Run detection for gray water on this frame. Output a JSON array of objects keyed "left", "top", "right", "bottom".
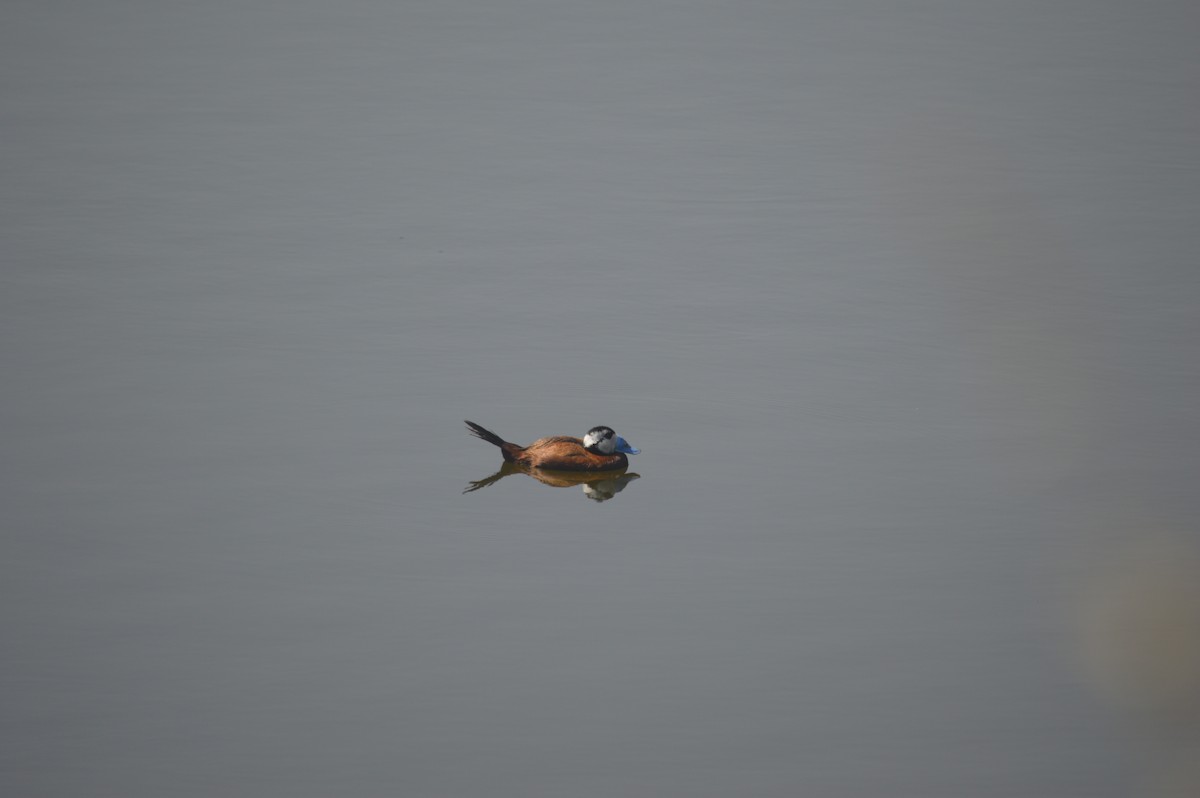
[{"left": 4, "top": 2, "right": 1200, "bottom": 796}]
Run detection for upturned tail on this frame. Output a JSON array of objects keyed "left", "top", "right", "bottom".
[{"left": 464, "top": 420, "right": 521, "bottom": 462}]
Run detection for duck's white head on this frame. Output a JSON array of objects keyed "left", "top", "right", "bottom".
[{"left": 582, "top": 425, "right": 640, "bottom": 455}]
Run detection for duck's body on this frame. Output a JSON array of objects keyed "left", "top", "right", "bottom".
[{"left": 465, "top": 420, "right": 640, "bottom": 472}]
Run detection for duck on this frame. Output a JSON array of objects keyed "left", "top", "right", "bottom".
[{"left": 464, "top": 420, "right": 640, "bottom": 472}]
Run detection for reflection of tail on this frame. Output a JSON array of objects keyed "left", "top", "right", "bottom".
[
  {"left": 463, "top": 462, "right": 523, "bottom": 493},
  {"left": 465, "top": 420, "right": 522, "bottom": 462},
  {"left": 463, "top": 472, "right": 504, "bottom": 493}
]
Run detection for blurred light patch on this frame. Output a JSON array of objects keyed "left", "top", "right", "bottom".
[
  {"left": 1076, "top": 536, "right": 1200, "bottom": 716},
  {"left": 1073, "top": 535, "right": 1200, "bottom": 798}
]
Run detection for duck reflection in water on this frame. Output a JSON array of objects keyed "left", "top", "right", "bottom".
[
  {"left": 463, "top": 461, "right": 641, "bottom": 503},
  {"left": 463, "top": 420, "right": 642, "bottom": 503}
]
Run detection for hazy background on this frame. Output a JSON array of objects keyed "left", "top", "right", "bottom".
[{"left": 4, "top": 1, "right": 1199, "bottom": 796}]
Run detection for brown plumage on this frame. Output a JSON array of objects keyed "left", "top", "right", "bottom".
[{"left": 464, "top": 420, "right": 631, "bottom": 472}]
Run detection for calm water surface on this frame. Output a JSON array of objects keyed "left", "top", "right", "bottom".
[{"left": 4, "top": 2, "right": 1200, "bottom": 796}]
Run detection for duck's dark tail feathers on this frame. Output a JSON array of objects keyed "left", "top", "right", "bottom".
[
  {"left": 464, "top": 420, "right": 506, "bottom": 448},
  {"left": 465, "top": 420, "right": 520, "bottom": 462}
]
